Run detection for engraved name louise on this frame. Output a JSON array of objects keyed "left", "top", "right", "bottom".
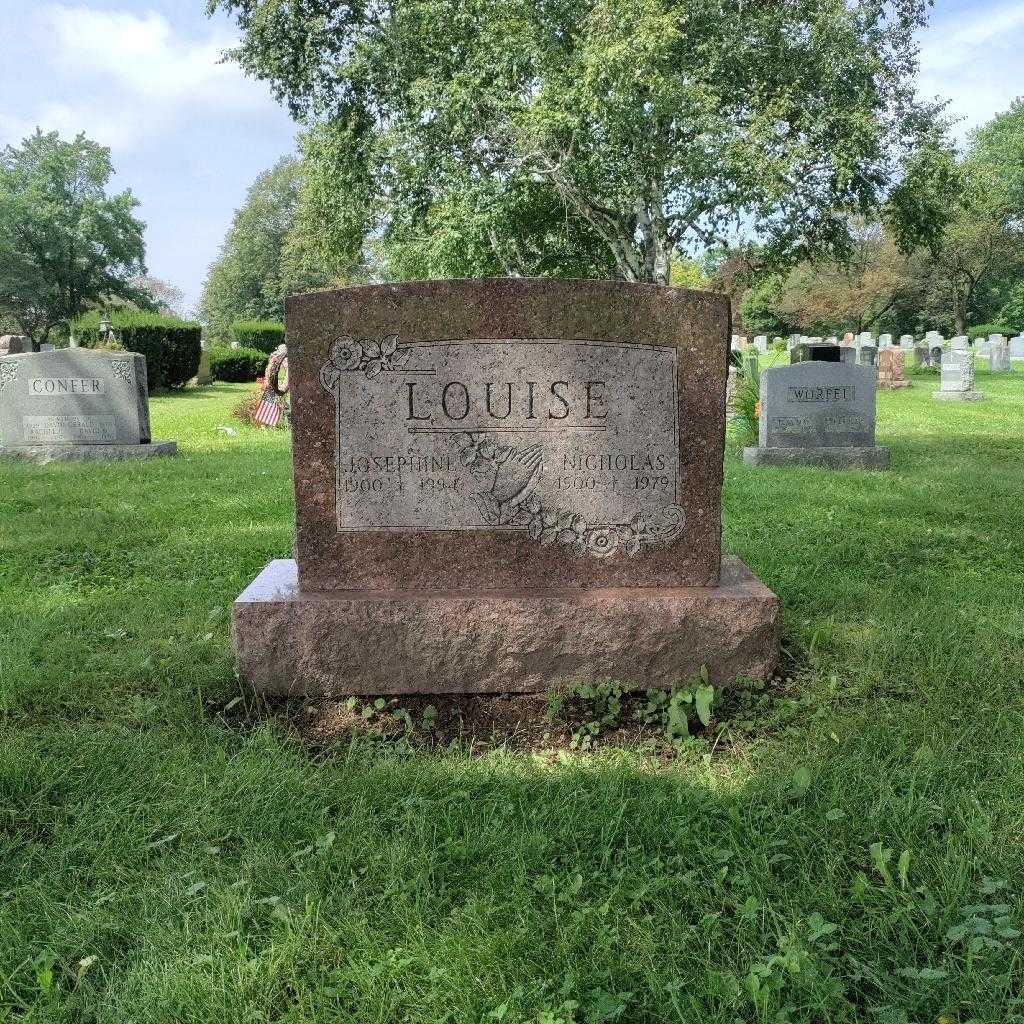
[{"left": 319, "top": 336, "right": 685, "bottom": 558}]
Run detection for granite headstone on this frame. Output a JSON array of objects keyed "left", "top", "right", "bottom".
[
  {"left": 878, "top": 347, "right": 911, "bottom": 390},
  {"left": 0, "top": 348, "right": 176, "bottom": 461},
  {"left": 232, "top": 280, "right": 780, "bottom": 695},
  {"left": 934, "top": 350, "right": 984, "bottom": 401},
  {"left": 743, "top": 361, "right": 889, "bottom": 469}
]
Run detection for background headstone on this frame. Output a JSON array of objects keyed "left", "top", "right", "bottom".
[
  {"left": 744, "top": 361, "right": 889, "bottom": 469},
  {"left": 0, "top": 348, "right": 176, "bottom": 461},
  {"left": 0, "top": 335, "right": 32, "bottom": 355},
  {"left": 878, "top": 348, "right": 911, "bottom": 389},
  {"left": 914, "top": 345, "right": 930, "bottom": 368},
  {"left": 878, "top": 333, "right": 893, "bottom": 348},
  {"left": 196, "top": 343, "right": 212, "bottom": 385},
  {"left": 791, "top": 342, "right": 855, "bottom": 364},
  {"left": 859, "top": 344, "right": 877, "bottom": 367},
  {"left": 990, "top": 344, "right": 1011, "bottom": 372},
  {"left": 899, "top": 335, "right": 914, "bottom": 349},
  {"left": 1010, "top": 334, "right": 1024, "bottom": 360},
  {"left": 930, "top": 345, "right": 943, "bottom": 369},
  {"left": 934, "top": 350, "right": 984, "bottom": 401}
]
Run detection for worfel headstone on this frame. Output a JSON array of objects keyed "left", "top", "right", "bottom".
[
  {"left": 743, "top": 361, "right": 889, "bottom": 470},
  {"left": 232, "top": 280, "right": 780, "bottom": 695},
  {"left": 0, "top": 348, "right": 176, "bottom": 462}
]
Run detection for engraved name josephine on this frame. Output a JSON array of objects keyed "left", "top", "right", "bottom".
[{"left": 319, "top": 337, "right": 685, "bottom": 557}]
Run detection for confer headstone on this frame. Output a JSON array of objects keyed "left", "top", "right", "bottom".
[
  {"left": 232, "top": 280, "right": 780, "bottom": 695},
  {"left": 934, "top": 350, "right": 984, "bottom": 402},
  {"left": 0, "top": 348, "right": 176, "bottom": 462},
  {"left": 743, "top": 361, "right": 889, "bottom": 469}
]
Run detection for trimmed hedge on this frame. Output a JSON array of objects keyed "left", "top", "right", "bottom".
[
  {"left": 230, "top": 320, "right": 285, "bottom": 354},
  {"left": 210, "top": 346, "right": 267, "bottom": 383},
  {"left": 73, "top": 311, "right": 202, "bottom": 390},
  {"left": 967, "top": 323, "right": 1002, "bottom": 341}
]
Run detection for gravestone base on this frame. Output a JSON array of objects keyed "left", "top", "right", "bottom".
[
  {"left": 743, "top": 445, "right": 891, "bottom": 470},
  {"left": 233, "top": 557, "right": 780, "bottom": 696},
  {"left": 932, "top": 390, "right": 985, "bottom": 402},
  {"left": 0, "top": 441, "right": 177, "bottom": 464}
]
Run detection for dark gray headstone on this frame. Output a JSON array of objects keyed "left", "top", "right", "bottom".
[
  {"left": 744, "top": 360, "right": 890, "bottom": 467},
  {"left": 791, "top": 343, "right": 855, "bottom": 365},
  {"left": 0, "top": 348, "right": 151, "bottom": 446},
  {"left": 757, "top": 361, "right": 878, "bottom": 449},
  {"left": 859, "top": 344, "right": 877, "bottom": 367},
  {"left": 930, "top": 345, "right": 943, "bottom": 368}
]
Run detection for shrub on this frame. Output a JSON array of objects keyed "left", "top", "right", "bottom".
[
  {"left": 967, "top": 323, "right": 1003, "bottom": 341},
  {"left": 73, "top": 311, "right": 201, "bottom": 390},
  {"left": 996, "top": 282, "right": 1024, "bottom": 335},
  {"left": 733, "top": 364, "right": 760, "bottom": 445},
  {"left": 210, "top": 346, "right": 266, "bottom": 382},
  {"left": 230, "top": 319, "right": 285, "bottom": 354}
]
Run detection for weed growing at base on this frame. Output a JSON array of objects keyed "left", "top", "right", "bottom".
[{"left": 1, "top": 373, "right": 1023, "bottom": 1023}]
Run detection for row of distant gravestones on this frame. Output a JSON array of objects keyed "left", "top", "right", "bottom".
[
  {"left": 733, "top": 330, "right": 1024, "bottom": 361},
  {"left": 734, "top": 339, "right": 1007, "bottom": 471}
]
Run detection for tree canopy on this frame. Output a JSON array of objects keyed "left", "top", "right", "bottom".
[
  {"left": 211, "top": 0, "right": 943, "bottom": 284},
  {"left": 199, "top": 156, "right": 332, "bottom": 341},
  {"left": 0, "top": 130, "right": 146, "bottom": 347}
]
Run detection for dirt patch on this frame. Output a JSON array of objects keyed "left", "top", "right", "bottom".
[{"left": 231, "top": 669, "right": 804, "bottom": 758}]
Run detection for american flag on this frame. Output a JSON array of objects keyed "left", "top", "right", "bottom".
[{"left": 253, "top": 388, "right": 283, "bottom": 428}]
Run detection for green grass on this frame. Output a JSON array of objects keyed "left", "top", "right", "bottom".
[{"left": 2, "top": 372, "right": 1023, "bottom": 1023}]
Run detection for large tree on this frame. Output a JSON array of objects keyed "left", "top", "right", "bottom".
[
  {"left": 970, "top": 99, "right": 1024, "bottom": 222},
  {"left": 0, "top": 131, "right": 146, "bottom": 348},
  {"left": 211, "top": 0, "right": 943, "bottom": 285},
  {"left": 774, "top": 224, "right": 919, "bottom": 335},
  {"left": 199, "top": 156, "right": 332, "bottom": 341}
]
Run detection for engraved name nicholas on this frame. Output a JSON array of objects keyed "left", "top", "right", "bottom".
[{"left": 28, "top": 377, "right": 106, "bottom": 396}]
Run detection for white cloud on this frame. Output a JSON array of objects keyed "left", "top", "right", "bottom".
[
  {"left": 43, "top": 6, "right": 265, "bottom": 111},
  {"left": 0, "top": 4, "right": 289, "bottom": 151},
  {"left": 917, "top": 1, "right": 1024, "bottom": 143}
]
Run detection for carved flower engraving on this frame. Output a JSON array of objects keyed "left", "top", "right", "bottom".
[
  {"left": 110, "top": 359, "right": 133, "bottom": 386},
  {"left": 448, "top": 430, "right": 685, "bottom": 559},
  {"left": 320, "top": 333, "right": 410, "bottom": 391},
  {"left": 0, "top": 362, "right": 17, "bottom": 393}
]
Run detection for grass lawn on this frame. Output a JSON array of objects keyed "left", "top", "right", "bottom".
[{"left": 2, "top": 367, "right": 1023, "bottom": 1023}]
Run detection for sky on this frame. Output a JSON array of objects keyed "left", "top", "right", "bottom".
[{"left": 0, "top": 1, "right": 1022, "bottom": 317}]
